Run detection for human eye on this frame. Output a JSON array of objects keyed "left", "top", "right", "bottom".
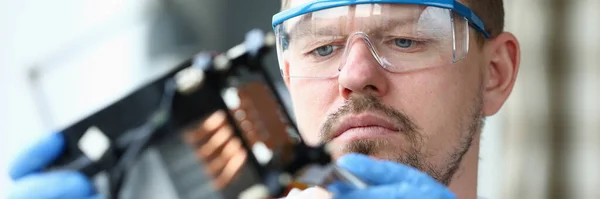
[
  {"left": 303, "top": 42, "right": 343, "bottom": 62},
  {"left": 312, "top": 45, "right": 336, "bottom": 57},
  {"left": 394, "top": 38, "right": 416, "bottom": 48},
  {"left": 387, "top": 37, "right": 427, "bottom": 52},
  {"left": 296, "top": 35, "right": 345, "bottom": 59}
]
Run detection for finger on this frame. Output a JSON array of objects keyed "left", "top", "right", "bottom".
[
  {"left": 183, "top": 111, "right": 228, "bottom": 144},
  {"left": 204, "top": 150, "right": 229, "bottom": 176},
  {"left": 9, "top": 133, "right": 65, "bottom": 180},
  {"left": 207, "top": 138, "right": 246, "bottom": 177},
  {"left": 8, "top": 171, "right": 96, "bottom": 199},
  {"left": 336, "top": 153, "right": 437, "bottom": 185},
  {"left": 332, "top": 183, "right": 455, "bottom": 199},
  {"left": 204, "top": 138, "right": 244, "bottom": 177},
  {"left": 326, "top": 181, "right": 354, "bottom": 195},
  {"left": 196, "top": 125, "right": 234, "bottom": 158},
  {"left": 203, "top": 110, "right": 228, "bottom": 132},
  {"left": 213, "top": 150, "right": 247, "bottom": 189}
]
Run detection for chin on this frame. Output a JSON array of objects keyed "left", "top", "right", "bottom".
[{"left": 329, "top": 137, "right": 405, "bottom": 160}]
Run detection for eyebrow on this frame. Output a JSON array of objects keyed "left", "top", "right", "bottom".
[{"left": 286, "top": 16, "right": 419, "bottom": 41}]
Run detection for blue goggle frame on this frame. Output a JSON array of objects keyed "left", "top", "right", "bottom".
[{"left": 272, "top": 0, "right": 491, "bottom": 39}]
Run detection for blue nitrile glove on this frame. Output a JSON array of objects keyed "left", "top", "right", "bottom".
[
  {"left": 327, "top": 153, "right": 456, "bottom": 199},
  {"left": 8, "top": 133, "right": 101, "bottom": 199}
]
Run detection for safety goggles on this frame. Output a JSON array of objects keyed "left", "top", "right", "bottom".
[{"left": 272, "top": 0, "right": 490, "bottom": 79}]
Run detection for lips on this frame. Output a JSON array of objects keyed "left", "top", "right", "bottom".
[{"left": 332, "top": 113, "right": 399, "bottom": 139}]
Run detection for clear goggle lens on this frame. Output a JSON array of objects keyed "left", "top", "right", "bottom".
[{"left": 275, "top": 4, "right": 470, "bottom": 79}]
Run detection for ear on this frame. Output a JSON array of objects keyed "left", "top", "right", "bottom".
[{"left": 482, "top": 32, "right": 521, "bottom": 116}]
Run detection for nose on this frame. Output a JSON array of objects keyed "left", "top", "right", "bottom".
[{"left": 338, "top": 36, "right": 389, "bottom": 99}]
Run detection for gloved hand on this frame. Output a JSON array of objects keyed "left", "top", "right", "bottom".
[
  {"left": 327, "top": 153, "right": 456, "bottom": 199},
  {"left": 8, "top": 133, "right": 101, "bottom": 199}
]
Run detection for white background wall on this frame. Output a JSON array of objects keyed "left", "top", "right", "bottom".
[{"left": 0, "top": 1, "right": 203, "bottom": 197}]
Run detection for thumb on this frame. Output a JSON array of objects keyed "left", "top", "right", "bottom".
[
  {"left": 9, "top": 171, "right": 97, "bottom": 199},
  {"left": 9, "top": 133, "right": 65, "bottom": 180}
]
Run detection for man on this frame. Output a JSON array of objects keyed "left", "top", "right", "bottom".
[
  {"left": 273, "top": 0, "right": 519, "bottom": 198},
  {"left": 8, "top": 0, "right": 520, "bottom": 198}
]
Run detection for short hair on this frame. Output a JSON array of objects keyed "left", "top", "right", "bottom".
[{"left": 279, "top": 0, "right": 505, "bottom": 43}]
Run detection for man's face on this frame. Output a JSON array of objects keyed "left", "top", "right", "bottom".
[{"left": 281, "top": 1, "right": 490, "bottom": 185}]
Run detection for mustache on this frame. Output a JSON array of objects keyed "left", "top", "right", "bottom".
[{"left": 319, "top": 94, "right": 420, "bottom": 143}]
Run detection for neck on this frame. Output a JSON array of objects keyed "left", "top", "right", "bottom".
[{"left": 447, "top": 133, "right": 480, "bottom": 199}]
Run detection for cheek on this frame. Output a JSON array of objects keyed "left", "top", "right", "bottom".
[
  {"left": 288, "top": 79, "right": 338, "bottom": 145},
  {"left": 390, "top": 62, "right": 482, "bottom": 146}
]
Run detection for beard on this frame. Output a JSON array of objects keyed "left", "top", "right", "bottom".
[{"left": 318, "top": 94, "right": 484, "bottom": 185}]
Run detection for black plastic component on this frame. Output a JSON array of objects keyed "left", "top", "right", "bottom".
[{"left": 45, "top": 29, "right": 330, "bottom": 199}]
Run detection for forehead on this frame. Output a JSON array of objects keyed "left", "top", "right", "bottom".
[
  {"left": 283, "top": 0, "right": 449, "bottom": 25},
  {"left": 286, "top": 4, "right": 423, "bottom": 25},
  {"left": 283, "top": 4, "right": 451, "bottom": 38},
  {"left": 285, "top": 0, "right": 470, "bottom": 8}
]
